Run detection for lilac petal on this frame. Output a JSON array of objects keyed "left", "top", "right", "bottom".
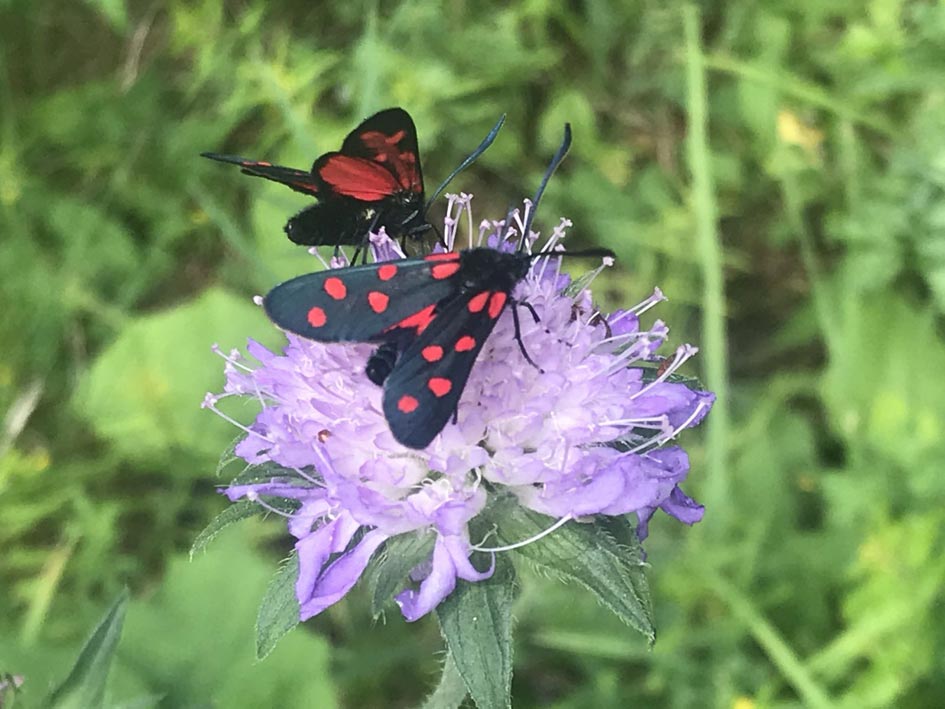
[
  {"left": 434, "top": 495, "right": 487, "bottom": 537},
  {"left": 666, "top": 389, "right": 715, "bottom": 429},
  {"left": 660, "top": 485, "right": 704, "bottom": 525},
  {"left": 631, "top": 384, "right": 703, "bottom": 419},
  {"left": 295, "top": 513, "right": 360, "bottom": 612},
  {"left": 299, "top": 528, "right": 389, "bottom": 620},
  {"left": 369, "top": 230, "right": 406, "bottom": 262},
  {"left": 245, "top": 338, "right": 278, "bottom": 364},
  {"left": 395, "top": 534, "right": 493, "bottom": 622},
  {"left": 607, "top": 309, "right": 640, "bottom": 337},
  {"left": 445, "top": 533, "right": 494, "bottom": 582},
  {"left": 597, "top": 447, "right": 691, "bottom": 516},
  {"left": 520, "top": 464, "right": 627, "bottom": 518},
  {"left": 288, "top": 498, "right": 331, "bottom": 539},
  {"left": 635, "top": 507, "right": 656, "bottom": 542},
  {"left": 636, "top": 485, "right": 704, "bottom": 541}
]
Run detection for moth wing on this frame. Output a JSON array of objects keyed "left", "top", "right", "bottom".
[
  {"left": 331, "top": 107, "right": 423, "bottom": 195},
  {"left": 263, "top": 255, "right": 461, "bottom": 343},
  {"left": 200, "top": 153, "right": 320, "bottom": 196},
  {"left": 382, "top": 292, "right": 508, "bottom": 449},
  {"left": 314, "top": 154, "right": 402, "bottom": 201}
]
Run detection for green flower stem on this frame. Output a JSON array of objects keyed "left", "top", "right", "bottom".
[{"left": 684, "top": 5, "right": 730, "bottom": 513}]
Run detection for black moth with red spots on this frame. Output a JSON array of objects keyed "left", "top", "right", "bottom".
[
  {"left": 203, "top": 107, "right": 504, "bottom": 250},
  {"left": 203, "top": 108, "right": 426, "bottom": 247},
  {"left": 263, "top": 248, "right": 530, "bottom": 448},
  {"left": 263, "top": 123, "right": 612, "bottom": 449}
]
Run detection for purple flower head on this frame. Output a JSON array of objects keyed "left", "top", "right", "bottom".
[{"left": 205, "top": 193, "right": 713, "bottom": 622}]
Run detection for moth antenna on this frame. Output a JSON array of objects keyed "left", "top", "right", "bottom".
[
  {"left": 518, "top": 123, "right": 572, "bottom": 252},
  {"left": 424, "top": 113, "right": 507, "bottom": 212}
]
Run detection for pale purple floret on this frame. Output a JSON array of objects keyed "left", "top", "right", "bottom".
[{"left": 205, "top": 194, "right": 714, "bottom": 622}]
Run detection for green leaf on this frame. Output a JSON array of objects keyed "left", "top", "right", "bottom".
[
  {"left": 420, "top": 653, "right": 468, "bottom": 709},
  {"left": 228, "top": 460, "right": 312, "bottom": 487},
  {"left": 494, "top": 502, "right": 654, "bottom": 642},
  {"left": 216, "top": 435, "right": 245, "bottom": 476},
  {"left": 74, "top": 288, "right": 276, "bottom": 466},
  {"left": 256, "top": 553, "right": 301, "bottom": 660},
  {"left": 364, "top": 531, "right": 436, "bottom": 619},
  {"left": 436, "top": 555, "right": 515, "bottom": 709},
  {"left": 44, "top": 588, "right": 129, "bottom": 709},
  {"left": 190, "top": 499, "right": 264, "bottom": 558}
]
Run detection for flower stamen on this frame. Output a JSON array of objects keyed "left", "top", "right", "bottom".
[{"left": 470, "top": 513, "right": 573, "bottom": 553}]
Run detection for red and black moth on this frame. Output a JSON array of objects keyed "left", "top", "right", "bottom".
[
  {"left": 263, "top": 124, "right": 614, "bottom": 449},
  {"left": 202, "top": 107, "right": 504, "bottom": 249}
]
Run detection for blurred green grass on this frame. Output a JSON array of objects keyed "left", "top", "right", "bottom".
[{"left": 2, "top": 1, "right": 945, "bottom": 707}]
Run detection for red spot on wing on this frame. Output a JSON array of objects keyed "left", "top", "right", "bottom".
[
  {"left": 389, "top": 304, "right": 437, "bottom": 336},
  {"left": 424, "top": 252, "right": 458, "bottom": 262},
  {"left": 397, "top": 395, "right": 419, "bottom": 413},
  {"left": 377, "top": 263, "right": 398, "bottom": 281},
  {"left": 421, "top": 345, "right": 443, "bottom": 362},
  {"left": 358, "top": 129, "right": 420, "bottom": 191},
  {"left": 428, "top": 377, "right": 452, "bottom": 398},
  {"left": 319, "top": 155, "right": 400, "bottom": 200},
  {"left": 488, "top": 292, "right": 507, "bottom": 318},
  {"left": 307, "top": 306, "right": 327, "bottom": 328},
  {"left": 360, "top": 128, "right": 406, "bottom": 147},
  {"left": 467, "top": 291, "right": 490, "bottom": 313},
  {"left": 431, "top": 262, "right": 461, "bottom": 280},
  {"left": 368, "top": 291, "right": 390, "bottom": 313},
  {"left": 455, "top": 335, "right": 476, "bottom": 352},
  {"left": 324, "top": 277, "right": 347, "bottom": 300}
]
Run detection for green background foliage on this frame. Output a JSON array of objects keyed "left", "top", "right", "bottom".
[{"left": 2, "top": 1, "right": 944, "bottom": 706}]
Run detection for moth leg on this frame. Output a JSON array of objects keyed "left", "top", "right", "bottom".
[
  {"left": 519, "top": 300, "right": 541, "bottom": 324},
  {"left": 510, "top": 300, "right": 544, "bottom": 373},
  {"left": 352, "top": 211, "right": 383, "bottom": 265},
  {"left": 412, "top": 220, "right": 439, "bottom": 255}
]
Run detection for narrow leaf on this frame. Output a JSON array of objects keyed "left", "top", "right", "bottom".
[
  {"left": 436, "top": 555, "right": 515, "bottom": 709},
  {"left": 420, "top": 653, "right": 468, "bottom": 709},
  {"left": 190, "top": 499, "right": 263, "bottom": 558},
  {"left": 496, "top": 503, "right": 654, "bottom": 642},
  {"left": 45, "top": 588, "right": 129, "bottom": 709},
  {"left": 215, "top": 435, "right": 244, "bottom": 476},
  {"left": 255, "top": 553, "right": 301, "bottom": 660},
  {"left": 228, "top": 460, "right": 314, "bottom": 487}
]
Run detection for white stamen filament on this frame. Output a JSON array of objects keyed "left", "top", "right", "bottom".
[
  {"left": 470, "top": 513, "right": 573, "bottom": 553},
  {"left": 309, "top": 247, "right": 331, "bottom": 270},
  {"left": 205, "top": 401, "right": 275, "bottom": 443},
  {"left": 244, "top": 490, "right": 301, "bottom": 519},
  {"left": 212, "top": 344, "right": 254, "bottom": 373},
  {"left": 596, "top": 415, "right": 668, "bottom": 428},
  {"left": 462, "top": 193, "right": 475, "bottom": 250},
  {"left": 515, "top": 200, "right": 532, "bottom": 238},
  {"left": 628, "top": 345, "right": 698, "bottom": 399},
  {"left": 631, "top": 288, "right": 667, "bottom": 316},
  {"left": 596, "top": 328, "right": 661, "bottom": 349},
  {"left": 443, "top": 193, "right": 461, "bottom": 250},
  {"left": 599, "top": 328, "right": 674, "bottom": 374}
]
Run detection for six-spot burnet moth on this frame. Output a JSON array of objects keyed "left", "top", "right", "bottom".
[
  {"left": 262, "top": 123, "right": 615, "bottom": 449},
  {"left": 202, "top": 108, "right": 505, "bottom": 250}
]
